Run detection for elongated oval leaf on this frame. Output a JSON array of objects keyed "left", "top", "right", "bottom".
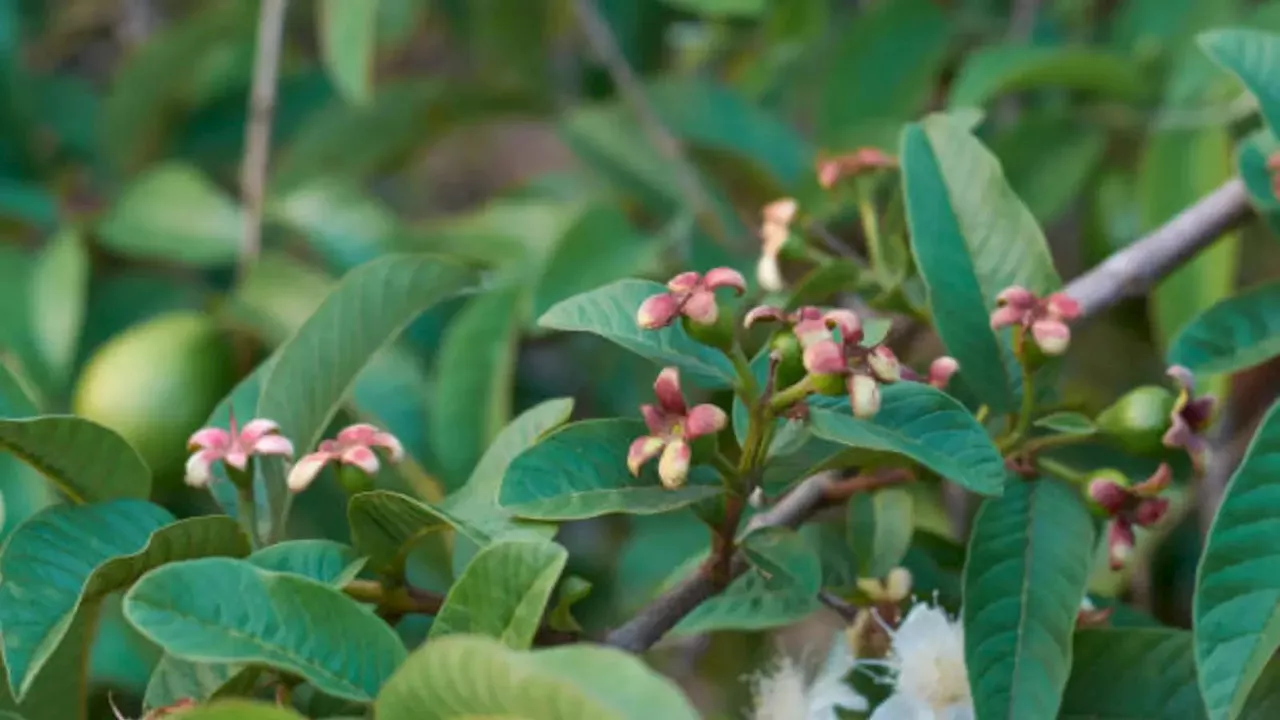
[
  {"left": 1196, "top": 400, "right": 1280, "bottom": 719},
  {"left": 806, "top": 383, "right": 1006, "bottom": 496},
  {"left": 98, "top": 163, "right": 243, "bottom": 266},
  {"left": 962, "top": 478, "right": 1094, "bottom": 719},
  {"left": 948, "top": 45, "right": 1145, "bottom": 108},
  {"left": 900, "top": 114, "right": 1060, "bottom": 412},
  {"left": 319, "top": 0, "right": 378, "bottom": 105},
  {"left": 1199, "top": 30, "right": 1280, "bottom": 132},
  {"left": 124, "top": 557, "right": 407, "bottom": 703},
  {"left": 848, "top": 487, "right": 915, "bottom": 578},
  {"left": 1033, "top": 411, "right": 1096, "bottom": 436},
  {"left": 348, "top": 490, "right": 474, "bottom": 576},
  {"left": 28, "top": 230, "right": 88, "bottom": 390},
  {"left": 0, "top": 416, "right": 150, "bottom": 503},
  {"left": 429, "top": 539, "right": 568, "bottom": 649},
  {"left": 374, "top": 634, "right": 701, "bottom": 720},
  {"left": 144, "top": 655, "right": 257, "bottom": 712},
  {"left": 537, "top": 280, "right": 737, "bottom": 389},
  {"left": 1168, "top": 282, "right": 1280, "bottom": 376},
  {"left": 248, "top": 539, "right": 366, "bottom": 586},
  {"left": 499, "top": 419, "right": 721, "bottom": 520},
  {"left": 0, "top": 502, "right": 249, "bottom": 698},
  {"left": 1061, "top": 629, "right": 1207, "bottom": 719}
]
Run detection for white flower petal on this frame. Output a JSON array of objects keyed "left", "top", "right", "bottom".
[
  {"left": 940, "top": 701, "right": 976, "bottom": 720},
  {"left": 869, "top": 693, "right": 931, "bottom": 720}
]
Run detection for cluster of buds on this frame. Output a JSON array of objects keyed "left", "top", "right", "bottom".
[
  {"left": 185, "top": 414, "right": 403, "bottom": 495},
  {"left": 1086, "top": 464, "right": 1172, "bottom": 570},
  {"left": 636, "top": 267, "right": 746, "bottom": 335},
  {"left": 627, "top": 367, "right": 727, "bottom": 489},
  {"left": 746, "top": 304, "right": 900, "bottom": 418},
  {"left": 816, "top": 147, "right": 898, "bottom": 189},
  {"left": 757, "top": 199, "right": 798, "bottom": 292},
  {"left": 989, "top": 286, "right": 1081, "bottom": 356},
  {"left": 1162, "top": 365, "right": 1216, "bottom": 472}
]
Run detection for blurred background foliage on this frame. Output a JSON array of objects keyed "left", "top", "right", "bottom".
[{"left": 2, "top": 0, "right": 1280, "bottom": 717}]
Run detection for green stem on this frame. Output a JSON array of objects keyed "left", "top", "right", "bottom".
[
  {"left": 768, "top": 376, "right": 815, "bottom": 414},
  {"left": 730, "top": 345, "right": 759, "bottom": 407},
  {"left": 855, "top": 177, "right": 883, "bottom": 272},
  {"left": 235, "top": 484, "right": 259, "bottom": 548},
  {"left": 1036, "top": 457, "right": 1087, "bottom": 485},
  {"left": 1020, "top": 432, "right": 1094, "bottom": 455},
  {"left": 998, "top": 328, "right": 1037, "bottom": 452},
  {"left": 711, "top": 451, "right": 739, "bottom": 483}
]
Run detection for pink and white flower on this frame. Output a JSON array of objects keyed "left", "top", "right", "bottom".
[
  {"left": 636, "top": 268, "right": 747, "bottom": 329},
  {"left": 1162, "top": 365, "right": 1216, "bottom": 470},
  {"left": 184, "top": 414, "right": 294, "bottom": 488},
  {"left": 627, "top": 367, "right": 727, "bottom": 489},
  {"left": 989, "top": 286, "right": 1081, "bottom": 356},
  {"left": 285, "top": 423, "right": 405, "bottom": 493}
]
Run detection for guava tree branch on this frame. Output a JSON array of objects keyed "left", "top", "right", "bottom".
[
  {"left": 605, "top": 177, "right": 1255, "bottom": 654},
  {"left": 238, "top": 0, "right": 289, "bottom": 283}
]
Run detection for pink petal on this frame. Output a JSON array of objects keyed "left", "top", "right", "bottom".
[
  {"left": 640, "top": 404, "right": 667, "bottom": 436},
  {"left": 224, "top": 449, "right": 249, "bottom": 471},
  {"left": 1166, "top": 365, "right": 1196, "bottom": 393},
  {"left": 682, "top": 289, "right": 718, "bottom": 326},
  {"left": 928, "top": 356, "right": 960, "bottom": 388},
  {"left": 637, "top": 293, "right": 679, "bottom": 329},
  {"left": 1107, "top": 520, "right": 1135, "bottom": 570},
  {"left": 989, "top": 305, "right": 1026, "bottom": 330},
  {"left": 1045, "top": 293, "right": 1081, "bottom": 320},
  {"left": 1135, "top": 497, "right": 1170, "bottom": 527},
  {"left": 760, "top": 222, "right": 789, "bottom": 259},
  {"left": 793, "top": 318, "right": 833, "bottom": 349},
  {"left": 340, "top": 445, "right": 381, "bottom": 476},
  {"left": 1086, "top": 478, "right": 1128, "bottom": 515},
  {"left": 756, "top": 253, "right": 785, "bottom": 292},
  {"left": 868, "top": 346, "right": 901, "bottom": 383},
  {"left": 627, "top": 436, "right": 666, "bottom": 476},
  {"left": 744, "top": 305, "right": 788, "bottom": 328},
  {"left": 1133, "top": 462, "right": 1171, "bottom": 497},
  {"left": 653, "top": 367, "right": 688, "bottom": 416},
  {"left": 239, "top": 418, "right": 281, "bottom": 445},
  {"left": 184, "top": 453, "right": 214, "bottom": 488},
  {"left": 702, "top": 267, "right": 746, "bottom": 294},
  {"left": 995, "top": 286, "right": 1036, "bottom": 310},
  {"left": 848, "top": 374, "right": 881, "bottom": 419},
  {"left": 370, "top": 431, "right": 405, "bottom": 463},
  {"left": 1031, "top": 319, "right": 1071, "bottom": 355},
  {"left": 253, "top": 434, "right": 295, "bottom": 459},
  {"left": 286, "top": 453, "right": 332, "bottom": 493},
  {"left": 822, "top": 309, "right": 862, "bottom": 345},
  {"left": 188, "top": 427, "right": 230, "bottom": 452},
  {"left": 762, "top": 198, "right": 798, "bottom": 226},
  {"left": 803, "top": 339, "right": 846, "bottom": 374},
  {"left": 337, "top": 423, "right": 381, "bottom": 445},
  {"left": 792, "top": 306, "right": 823, "bottom": 322},
  {"left": 666, "top": 271, "right": 701, "bottom": 294},
  {"left": 816, "top": 160, "right": 841, "bottom": 189},
  {"left": 658, "top": 438, "right": 691, "bottom": 489},
  {"left": 1183, "top": 395, "right": 1216, "bottom": 431},
  {"left": 318, "top": 438, "right": 340, "bottom": 453},
  {"left": 685, "top": 404, "right": 728, "bottom": 439}
]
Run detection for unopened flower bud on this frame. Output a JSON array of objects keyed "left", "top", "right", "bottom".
[
  {"left": 849, "top": 374, "right": 881, "bottom": 419},
  {"left": 928, "top": 356, "right": 959, "bottom": 388},
  {"left": 1085, "top": 469, "right": 1130, "bottom": 517},
  {"left": 658, "top": 438, "right": 691, "bottom": 489},
  {"left": 1107, "top": 519, "right": 1135, "bottom": 571},
  {"left": 867, "top": 346, "right": 901, "bottom": 383},
  {"left": 1031, "top": 318, "right": 1071, "bottom": 355}
]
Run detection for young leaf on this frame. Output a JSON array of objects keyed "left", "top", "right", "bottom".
[
  {"left": 0, "top": 416, "right": 151, "bottom": 502},
  {"left": 537, "top": 280, "right": 737, "bottom": 389},
  {"left": 124, "top": 557, "right": 407, "bottom": 703},
  {"left": 1195, "top": 400, "right": 1280, "bottom": 720},
  {"left": 900, "top": 114, "right": 1061, "bottom": 412},
  {"left": 1061, "top": 629, "right": 1207, "bottom": 720},
  {"left": 963, "top": 478, "right": 1094, "bottom": 718},
  {"left": 145, "top": 656, "right": 257, "bottom": 713},
  {"left": 848, "top": 487, "right": 915, "bottom": 578},
  {"left": 673, "top": 527, "right": 822, "bottom": 635},
  {"left": 806, "top": 383, "right": 1007, "bottom": 497},
  {"left": 947, "top": 46, "right": 1145, "bottom": 108},
  {"left": 248, "top": 540, "right": 367, "bottom": 586},
  {"left": 428, "top": 539, "right": 568, "bottom": 649},
  {"left": 0, "top": 502, "right": 249, "bottom": 699},
  {"left": 498, "top": 419, "right": 722, "bottom": 520},
  {"left": 1199, "top": 30, "right": 1280, "bottom": 131},
  {"left": 27, "top": 230, "right": 88, "bottom": 390},
  {"left": 374, "top": 634, "right": 701, "bottom": 720},
  {"left": 1033, "top": 412, "right": 1097, "bottom": 436},
  {"left": 319, "top": 0, "right": 378, "bottom": 105},
  {"left": 1167, "top": 282, "right": 1280, "bottom": 376}
]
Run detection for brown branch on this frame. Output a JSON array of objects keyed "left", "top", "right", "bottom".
[{"left": 238, "top": 0, "right": 289, "bottom": 283}]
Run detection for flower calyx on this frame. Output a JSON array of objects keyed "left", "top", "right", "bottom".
[
  {"left": 185, "top": 412, "right": 294, "bottom": 490},
  {"left": 627, "top": 367, "right": 727, "bottom": 489},
  {"left": 636, "top": 268, "right": 746, "bottom": 351},
  {"left": 758, "top": 198, "right": 799, "bottom": 292},
  {"left": 990, "top": 286, "right": 1081, "bottom": 356},
  {"left": 286, "top": 423, "right": 405, "bottom": 494},
  {"left": 1085, "top": 464, "right": 1172, "bottom": 570},
  {"left": 1163, "top": 365, "right": 1216, "bottom": 471}
]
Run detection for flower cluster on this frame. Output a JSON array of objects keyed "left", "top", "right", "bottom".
[
  {"left": 636, "top": 268, "right": 746, "bottom": 329},
  {"left": 747, "top": 304, "right": 900, "bottom": 418},
  {"left": 989, "top": 286, "right": 1081, "bottom": 356},
  {"left": 757, "top": 199, "right": 798, "bottom": 292},
  {"left": 184, "top": 416, "right": 403, "bottom": 495},
  {"left": 626, "top": 367, "right": 727, "bottom": 489},
  {"left": 867, "top": 600, "right": 973, "bottom": 720},
  {"left": 1162, "top": 365, "right": 1215, "bottom": 471},
  {"left": 1087, "top": 464, "right": 1172, "bottom": 570}
]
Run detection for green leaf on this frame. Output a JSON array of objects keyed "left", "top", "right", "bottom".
[
  {"left": 537, "top": 279, "right": 737, "bottom": 389},
  {"left": 1167, "top": 282, "right": 1280, "bottom": 377},
  {"left": 429, "top": 539, "right": 568, "bottom": 649},
  {"left": 947, "top": 45, "right": 1145, "bottom": 108},
  {"left": 248, "top": 540, "right": 366, "bottom": 586},
  {"left": 1060, "top": 629, "right": 1207, "bottom": 720},
  {"left": 994, "top": 117, "right": 1108, "bottom": 225},
  {"left": 429, "top": 284, "right": 522, "bottom": 488},
  {"left": 348, "top": 490, "right": 458, "bottom": 576},
  {"left": 1141, "top": 128, "right": 1239, "bottom": 348},
  {"left": 1238, "top": 129, "right": 1280, "bottom": 231},
  {"left": 1033, "top": 412, "right": 1097, "bottom": 436},
  {"left": 319, "top": 0, "right": 379, "bottom": 105},
  {"left": 97, "top": 162, "right": 244, "bottom": 266},
  {"left": 1194, "top": 400, "right": 1280, "bottom": 719},
  {"left": 806, "top": 383, "right": 1006, "bottom": 496},
  {"left": 144, "top": 656, "right": 257, "bottom": 712},
  {"left": 531, "top": 205, "right": 661, "bottom": 320},
  {"left": 374, "top": 634, "right": 701, "bottom": 719},
  {"left": 1199, "top": 29, "right": 1280, "bottom": 132},
  {"left": 124, "top": 557, "right": 407, "bottom": 703},
  {"left": 161, "top": 700, "right": 308, "bottom": 720},
  {"left": 0, "top": 502, "right": 249, "bottom": 699},
  {"left": 548, "top": 576, "right": 593, "bottom": 633},
  {"left": 673, "top": 526, "right": 822, "bottom": 635},
  {"left": 256, "top": 254, "right": 475, "bottom": 528},
  {"left": 0, "top": 416, "right": 151, "bottom": 503},
  {"left": 962, "top": 478, "right": 1094, "bottom": 719},
  {"left": 659, "top": 0, "right": 765, "bottom": 17},
  {"left": 900, "top": 114, "right": 1061, "bottom": 412},
  {"left": 267, "top": 180, "right": 397, "bottom": 272},
  {"left": 27, "top": 230, "right": 88, "bottom": 391},
  {"left": 498, "top": 419, "right": 721, "bottom": 520},
  {"left": 848, "top": 487, "right": 914, "bottom": 578}
]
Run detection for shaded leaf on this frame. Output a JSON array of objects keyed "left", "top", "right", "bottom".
[
  {"left": 848, "top": 487, "right": 914, "bottom": 578},
  {"left": 948, "top": 45, "right": 1145, "bottom": 108},
  {"left": 320, "top": 0, "right": 379, "bottom": 105},
  {"left": 144, "top": 656, "right": 257, "bottom": 712},
  {"left": 660, "top": 0, "right": 765, "bottom": 17},
  {"left": 1199, "top": 29, "right": 1280, "bottom": 131},
  {"left": 27, "top": 230, "right": 88, "bottom": 391},
  {"left": 124, "top": 557, "right": 406, "bottom": 703},
  {"left": 348, "top": 490, "right": 464, "bottom": 576},
  {"left": 248, "top": 539, "right": 366, "bottom": 586},
  {"left": 1033, "top": 412, "right": 1097, "bottom": 436},
  {"left": 0, "top": 416, "right": 151, "bottom": 503},
  {"left": 1167, "top": 282, "right": 1280, "bottom": 377},
  {"left": 1061, "top": 629, "right": 1207, "bottom": 720}
]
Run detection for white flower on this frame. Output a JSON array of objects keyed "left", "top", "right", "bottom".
[
  {"left": 750, "top": 635, "right": 867, "bottom": 720},
  {"left": 869, "top": 601, "right": 973, "bottom": 720}
]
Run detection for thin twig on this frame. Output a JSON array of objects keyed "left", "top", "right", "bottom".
[
  {"left": 238, "top": 0, "right": 289, "bottom": 284},
  {"left": 568, "top": 0, "right": 732, "bottom": 251},
  {"left": 818, "top": 590, "right": 859, "bottom": 623}
]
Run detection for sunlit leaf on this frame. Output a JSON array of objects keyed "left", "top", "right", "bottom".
[
  {"left": 320, "top": 0, "right": 379, "bottom": 105},
  {"left": 0, "top": 416, "right": 151, "bottom": 503},
  {"left": 98, "top": 163, "right": 243, "bottom": 266},
  {"left": 1167, "top": 282, "right": 1280, "bottom": 377}
]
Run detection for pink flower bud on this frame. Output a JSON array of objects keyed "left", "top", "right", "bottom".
[
  {"left": 685, "top": 404, "right": 728, "bottom": 438},
  {"left": 928, "top": 356, "right": 959, "bottom": 388},
  {"left": 868, "top": 346, "right": 901, "bottom": 383},
  {"left": 681, "top": 289, "right": 719, "bottom": 326},
  {"left": 184, "top": 415, "right": 294, "bottom": 489},
  {"left": 996, "top": 286, "right": 1037, "bottom": 310},
  {"left": 1086, "top": 476, "right": 1129, "bottom": 515},
  {"left": 284, "top": 423, "right": 404, "bottom": 494},
  {"left": 849, "top": 374, "right": 881, "bottom": 419},
  {"left": 627, "top": 436, "right": 665, "bottom": 477},
  {"left": 803, "top": 339, "right": 847, "bottom": 375},
  {"left": 702, "top": 267, "right": 747, "bottom": 294},
  {"left": 653, "top": 367, "right": 688, "bottom": 416},
  {"left": 658, "top": 438, "right": 691, "bottom": 489},
  {"left": 1031, "top": 318, "right": 1071, "bottom": 355},
  {"left": 1045, "top": 293, "right": 1081, "bottom": 320},
  {"left": 637, "top": 293, "right": 679, "bottom": 329},
  {"left": 1108, "top": 519, "right": 1135, "bottom": 571},
  {"left": 744, "top": 305, "right": 788, "bottom": 328},
  {"left": 989, "top": 304, "right": 1025, "bottom": 330}
]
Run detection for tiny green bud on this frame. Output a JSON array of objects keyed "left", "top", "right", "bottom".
[{"left": 1096, "top": 386, "right": 1176, "bottom": 454}]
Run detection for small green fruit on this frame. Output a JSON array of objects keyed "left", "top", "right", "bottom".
[
  {"left": 812, "top": 372, "right": 847, "bottom": 397},
  {"left": 1096, "top": 386, "right": 1175, "bottom": 454},
  {"left": 769, "top": 332, "right": 806, "bottom": 389},
  {"left": 1083, "top": 468, "right": 1130, "bottom": 518},
  {"left": 682, "top": 311, "right": 736, "bottom": 353}
]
